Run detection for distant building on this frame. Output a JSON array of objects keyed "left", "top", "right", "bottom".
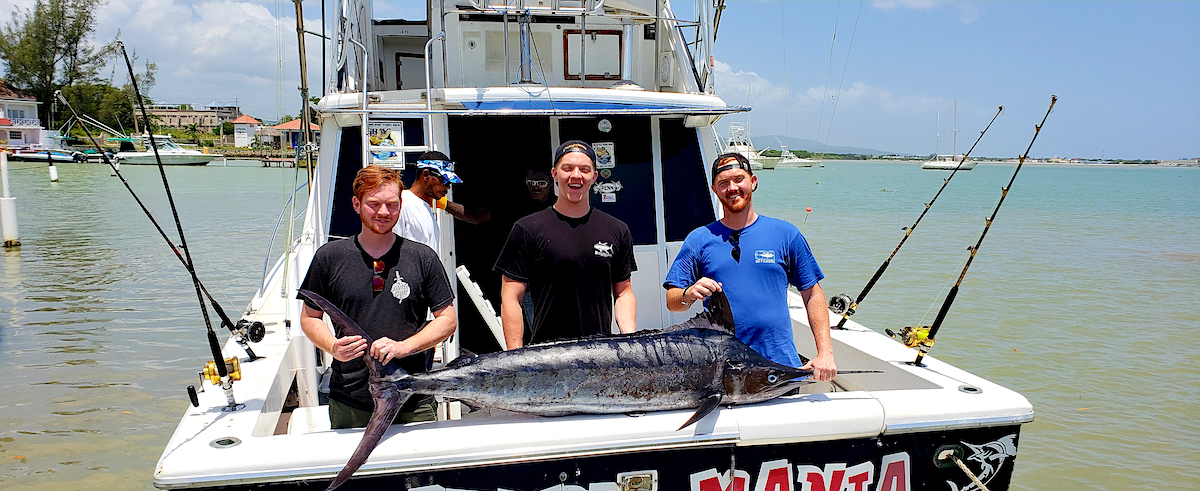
[
  {"left": 147, "top": 101, "right": 244, "bottom": 130},
  {"left": 0, "top": 79, "right": 44, "bottom": 149},
  {"left": 231, "top": 114, "right": 261, "bottom": 148},
  {"left": 272, "top": 119, "right": 321, "bottom": 149}
]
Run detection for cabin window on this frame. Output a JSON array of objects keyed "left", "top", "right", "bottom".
[
  {"left": 8, "top": 131, "right": 21, "bottom": 140},
  {"left": 659, "top": 119, "right": 715, "bottom": 241}
]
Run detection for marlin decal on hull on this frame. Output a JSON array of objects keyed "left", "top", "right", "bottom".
[{"left": 298, "top": 289, "right": 853, "bottom": 491}]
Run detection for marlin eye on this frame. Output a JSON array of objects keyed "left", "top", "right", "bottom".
[{"left": 767, "top": 374, "right": 778, "bottom": 383}]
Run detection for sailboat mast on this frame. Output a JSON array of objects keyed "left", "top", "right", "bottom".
[
  {"left": 782, "top": 2, "right": 788, "bottom": 138},
  {"left": 953, "top": 98, "right": 958, "bottom": 158}
]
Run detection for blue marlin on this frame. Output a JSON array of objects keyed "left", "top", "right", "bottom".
[{"left": 298, "top": 289, "right": 836, "bottom": 490}]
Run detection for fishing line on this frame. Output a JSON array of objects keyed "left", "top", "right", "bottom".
[
  {"left": 821, "top": 0, "right": 863, "bottom": 149},
  {"left": 911, "top": 95, "right": 1057, "bottom": 366},
  {"left": 830, "top": 104, "right": 1003, "bottom": 329}
]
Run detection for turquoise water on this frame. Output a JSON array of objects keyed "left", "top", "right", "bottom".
[{"left": 0, "top": 160, "right": 1197, "bottom": 489}]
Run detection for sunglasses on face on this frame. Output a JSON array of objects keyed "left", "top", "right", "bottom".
[
  {"left": 526, "top": 179, "right": 549, "bottom": 188},
  {"left": 372, "top": 259, "right": 385, "bottom": 292},
  {"left": 730, "top": 230, "right": 741, "bottom": 262}
]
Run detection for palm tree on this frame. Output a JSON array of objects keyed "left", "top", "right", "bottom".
[{"left": 183, "top": 123, "right": 201, "bottom": 144}]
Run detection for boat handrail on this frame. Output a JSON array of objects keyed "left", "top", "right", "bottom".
[
  {"left": 467, "top": 0, "right": 606, "bottom": 16},
  {"left": 260, "top": 182, "right": 309, "bottom": 294}
]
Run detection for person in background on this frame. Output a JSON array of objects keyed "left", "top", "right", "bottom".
[
  {"left": 662, "top": 153, "right": 837, "bottom": 381},
  {"left": 394, "top": 150, "right": 489, "bottom": 252},
  {"left": 493, "top": 140, "right": 637, "bottom": 349},
  {"left": 298, "top": 164, "right": 457, "bottom": 428}
]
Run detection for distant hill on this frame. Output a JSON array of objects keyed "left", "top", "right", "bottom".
[{"left": 750, "top": 134, "right": 893, "bottom": 156}]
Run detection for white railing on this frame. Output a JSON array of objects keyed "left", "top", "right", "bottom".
[
  {"left": 6, "top": 118, "right": 41, "bottom": 127},
  {"left": 468, "top": 0, "right": 606, "bottom": 15}
]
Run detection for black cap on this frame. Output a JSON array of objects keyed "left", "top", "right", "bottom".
[
  {"left": 553, "top": 140, "right": 597, "bottom": 166},
  {"left": 711, "top": 152, "right": 754, "bottom": 183}
]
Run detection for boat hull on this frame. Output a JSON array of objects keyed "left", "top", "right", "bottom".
[
  {"left": 159, "top": 425, "right": 1022, "bottom": 491},
  {"left": 921, "top": 159, "right": 976, "bottom": 170},
  {"left": 115, "top": 153, "right": 222, "bottom": 165},
  {"left": 8, "top": 151, "right": 82, "bottom": 163}
]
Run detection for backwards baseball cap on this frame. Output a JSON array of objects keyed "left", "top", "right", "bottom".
[
  {"left": 416, "top": 150, "right": 463, "bottom": 184},
  {"left": 711, "top": 152, "right": 754, "bottom": 183},
  {"left": 553, "top": 140, "right": 597, "bottom": 166}
]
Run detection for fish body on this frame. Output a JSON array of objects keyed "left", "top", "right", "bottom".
[{"left": 298, "top": 289, "right": 815, "bottom": 490}]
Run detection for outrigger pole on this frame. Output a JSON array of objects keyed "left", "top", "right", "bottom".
[
  {"left": 54, "top": 91, "right": 262, "bottom": 360},
  {"left": 114, "top": 42, "right": 247, "bottom": 409},
  {"left": 912, "top": 95, "right": 1057, "bottom": 366},
  {"left": 831, "top": 105, "right": 1004, "bottom": 329}
]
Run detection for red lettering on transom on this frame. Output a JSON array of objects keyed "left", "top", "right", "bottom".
[{"left": 878, "top": 452, "right": 911, "bottom": 491}]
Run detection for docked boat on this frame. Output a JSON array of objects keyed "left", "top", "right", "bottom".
[
  {"left": 114, "top": 134, "right": 223, "bottom": 165},
  {"left": 7, "top": 148, "right": 84, "bottom": 163},
  {"left": 724, "top": 122, "right": 776, "bottom": 170},
  {"left": 776, "top": 144, "right": 818, "bottom": 168},
  {"left": 153, "top": 1, "right": 1031, "bottom": 490},
  {"left": 921, "top": 99, "right": 974, "bottom": 170}
]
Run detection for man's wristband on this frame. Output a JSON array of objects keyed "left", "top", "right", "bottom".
[{"left": 682, "top": 286, "right": 694, "bottom": 306}]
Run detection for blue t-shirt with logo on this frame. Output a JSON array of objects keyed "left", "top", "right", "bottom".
[{"left": 663, "top": 216, "right": 824, "bottom": 367}]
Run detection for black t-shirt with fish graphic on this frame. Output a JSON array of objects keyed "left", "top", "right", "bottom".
[{"left": 299, "top": 235, "right": 453, "bottom": 412}]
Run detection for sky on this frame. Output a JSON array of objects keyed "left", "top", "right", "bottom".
[{"left": 1, "top": 0, "right": 1196, "bottom": 160}]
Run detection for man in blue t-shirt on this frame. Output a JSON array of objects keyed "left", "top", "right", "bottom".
[{"left": 663, "top": 153, "right": 837, "bottom": 381}]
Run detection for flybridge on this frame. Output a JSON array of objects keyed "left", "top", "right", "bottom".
[{"left": 332, "top": 0, "right": 720, "bottom": 96}]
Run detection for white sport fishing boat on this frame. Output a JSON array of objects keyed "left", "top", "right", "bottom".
[
  {"left": 153, "top": 1, "right": 1031, "bottom": 490},
  {"left": 114, "top": 134, "right": 223, "bottom": 165},
  {"left": 723, "top": 122, "right": 775, "bottom": 170},
  {"left": 776, "top": 145, "right": 817, "bottom": 168}
]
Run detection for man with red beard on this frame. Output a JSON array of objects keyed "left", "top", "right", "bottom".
[
  {"left": 298, "top": 165, "right": 457, "bottom": 428},
  {"left": 494, "top": 141, "right": 637, "bottom": 349},
  {"left": 663, "top": 153, "right": 837, "bottom": 381}
]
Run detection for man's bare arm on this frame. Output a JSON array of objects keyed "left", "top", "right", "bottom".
[
  {"left": 499, "top": 276, "right": 527, "bottom": 350},
  {"left": 800, "top": 283, "right": 837, "bottom": 381},
  {"left": 300, "top": 303, "right": 366, "bottom": 362},
  {"left": 613, "top": 279, "right": 637, "bottom": 333}
]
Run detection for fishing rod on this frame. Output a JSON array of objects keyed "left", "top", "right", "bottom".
[
  {"left": 54, "top": 91, "right": 265, "bottom": 359},
  {"left": 117, "top": 41, "right": 248, "bottom": 409},
  {"left": 908, "top": 95, "right": 1057, "bottom": 366},
  {"left": 830, "top": 104, "right": 1004, "bottom": 329}
]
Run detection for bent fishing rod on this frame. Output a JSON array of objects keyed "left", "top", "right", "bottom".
[
  {"left": 910, "top": 95, "right": 1057, "bottom": 366},
  {"left": 54, "top": 91, "right": 263, "bottom": 363},
  {"left": 831, "top": 105, "right": 1004, "bottom": 329}
]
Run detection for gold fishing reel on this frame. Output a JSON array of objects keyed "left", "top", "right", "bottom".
[
  {"left": 201, "top": 356, "right": 242, "bottom": 385},
  {"left": 885, "top": 325, "right": 933, "bottom": 349}
]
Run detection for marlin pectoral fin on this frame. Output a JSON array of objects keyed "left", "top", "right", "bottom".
[
  {"left": 678, "top": 393, "right": 722, "bottom": 431},
  {"left": 325, "top": 391, "right": 406, "bottom": 491}
]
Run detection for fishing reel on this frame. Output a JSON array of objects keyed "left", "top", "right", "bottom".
[
  {"left": 885, "top": 325, "right": 933, "bottom": 349},
  {"left": 201, "top": 356, "right": 243, "bottom": 385},
  {"left": 232, "top": 319, "right": 266, "bottom": 344},
  {"left": 828, "top": 293, "right": 855, "bottom": 316}
]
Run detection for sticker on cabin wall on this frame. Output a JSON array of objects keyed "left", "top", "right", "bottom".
[
  {"left": 368, "top": 121, "right": 405, "bottom": 166},
  {"left": 594, "top": 180, "right": 622, "bottom": 203},
  {"left": 593, "top": 142, "right": 615, "bottom": 169}
]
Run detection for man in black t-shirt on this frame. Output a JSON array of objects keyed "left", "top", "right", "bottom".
[
  {"left": 494, "top": 141, "right": 637, "bottom": 348},
  {"left": 298, "top": 165, "right": 457, "bottom": 429}
]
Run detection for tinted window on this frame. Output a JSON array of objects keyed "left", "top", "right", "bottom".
[
  {"left": 660, "top": 119, "right": 715, "bottom": 241},
  {"left": 558, "top": 116, "right": 657, "bottom": 245}
]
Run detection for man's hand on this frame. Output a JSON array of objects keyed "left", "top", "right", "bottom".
[
  {"left": 370, "top": 337, "right": 407, "bottom": 365},
  {"left": 802, "top": 353, "right": 838, "bottom": 382},
  {"left": 331, "top": 335, "right": 367, "bottom": 362},
  {"left": 685, "top": 277, "right": 722, "bottom": 304}
]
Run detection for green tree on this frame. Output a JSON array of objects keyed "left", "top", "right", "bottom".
[
  {"left": 0, "top": 0, "right": 113, "bottom": 125},
  {"left": 183, "top": 123, "right": 200, "bottom": 143},
  {"left": 58, "top": 83, "right": 136, "bottom": 134}
]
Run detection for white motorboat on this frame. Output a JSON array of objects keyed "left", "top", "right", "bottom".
[
  {"left": 776, "top": 145, "right": 818, "bottom": 168},
  {"left": 921, "top": 99, "right": 974, "bottom": 170},
  {"left": 114, "top": 135, "right": 223, "bottom": 165},
  {"left": 724, "top": 122, "right": 776, "bottom": 170},
  {"left": 7, "top": 148, "right": 84, "bottom": 163},
  {"left": 153, "top": 2, "right": 1031, "bottom": 490}
]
